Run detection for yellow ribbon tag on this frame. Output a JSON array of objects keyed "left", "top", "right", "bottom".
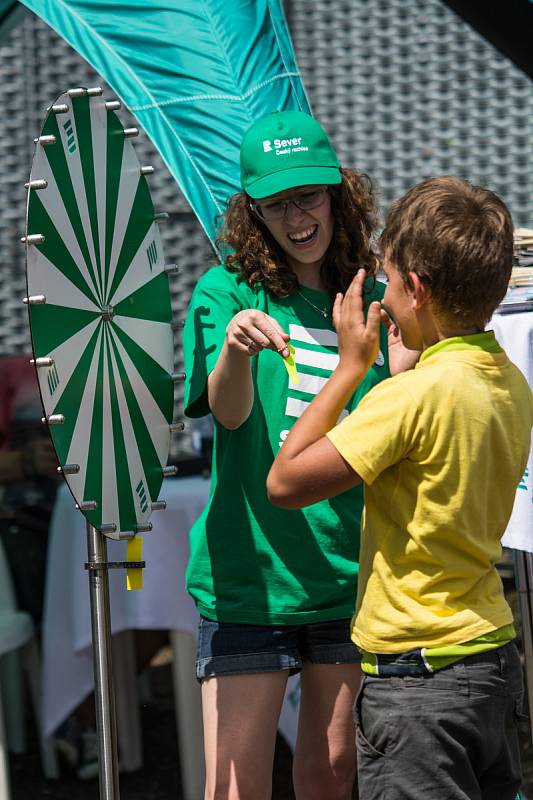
[
  {"left": 126, "top": 536, "right": 143, "bottom": 591},
  {"left": 282, "top": 343, "right": 299, "bottom": 384}
]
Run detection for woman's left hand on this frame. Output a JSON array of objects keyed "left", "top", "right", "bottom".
[{"left": 333, "top": 269, "right": 382, "bottom": 374}]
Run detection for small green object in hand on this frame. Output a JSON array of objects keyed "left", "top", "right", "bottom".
[{"left": 282, "top": 343, "right": 299, "bottom": 384}]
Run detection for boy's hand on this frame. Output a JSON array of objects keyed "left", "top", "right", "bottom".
[
  {"left": 381, "top": 308, "right": 421, "bottom": 375},
  {"left": 333, "top": 270, "right": 381, "bottom": 374}
]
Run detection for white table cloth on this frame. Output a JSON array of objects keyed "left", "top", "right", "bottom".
[
  {"left": 491, "top": 311, "right": 533, "bottom": 553},
  {"left": 41, "top": 475, "right": 209, "bottom": 738}
]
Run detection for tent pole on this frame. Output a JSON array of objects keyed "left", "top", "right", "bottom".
[
  {"left": 514, "top": 550, "right": 533, "bottom": 743},
  {"left": 86, "top": 521, "right": 120, "bottom": 800}
]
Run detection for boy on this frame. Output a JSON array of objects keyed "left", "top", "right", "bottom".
[{"left": 267, "top": 176, "right": 533, "bottom": 799}]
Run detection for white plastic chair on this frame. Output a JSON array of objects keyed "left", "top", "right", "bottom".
[
  {"left": 0, "top": 608, "right": 35, "bottom": 799},
  {"left": 0, "top": 537, "right": 58, "bottom": 795}
]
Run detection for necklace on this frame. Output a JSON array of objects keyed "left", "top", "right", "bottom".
[{"left": 297, "top": 290, "right": 331, "bottom": 320}]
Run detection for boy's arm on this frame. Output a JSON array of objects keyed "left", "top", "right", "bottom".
[{"left": 267, "top": 270, "right": 382, "bottom": 509}]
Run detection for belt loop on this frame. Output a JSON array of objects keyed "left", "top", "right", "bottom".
[
  {"left": 453, "top": 659, "right": 469, "bottom": 696},
  {"left": 497, "top": 643, "right": 507, "bottom": 677}
]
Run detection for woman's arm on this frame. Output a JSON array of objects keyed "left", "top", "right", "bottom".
[
  {"left": 267, "top": 270, "right": 380, "bottom": 507},
  {"left": 208, "top": 309, "right": 290, "bottom": 430},
  {"left": 207, "top": 340, "right": 254, "bottom": 430}
]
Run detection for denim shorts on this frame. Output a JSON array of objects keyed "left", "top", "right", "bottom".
[
  {"left": 354, "top": 641, "right": 524, "bottom": 800},
  {"left": 196, "top": 616, "right": 361, "bottom": 680}
]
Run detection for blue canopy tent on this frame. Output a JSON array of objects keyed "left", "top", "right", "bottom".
[{"left": 12, "top": 0, "right": 311, "bottom": 244}]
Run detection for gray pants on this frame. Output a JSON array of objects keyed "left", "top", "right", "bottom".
[{"left": 355, "top": 641, "right": 524, "bottom": 800}]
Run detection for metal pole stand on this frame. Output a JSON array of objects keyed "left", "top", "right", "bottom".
[
  {"left": 86, "top": 521, "right": 121, "bottom": 800},
  {"left": 514, "top": 550, "right": 533, "bottom": 744}
]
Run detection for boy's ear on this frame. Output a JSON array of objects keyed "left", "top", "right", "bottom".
[{"left": 408, "top": 272, "right": 430, "bottom": 310}]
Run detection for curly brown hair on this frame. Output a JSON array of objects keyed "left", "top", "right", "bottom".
[{"left": 215, "top": 168, "right": 379, "bottom": 298}]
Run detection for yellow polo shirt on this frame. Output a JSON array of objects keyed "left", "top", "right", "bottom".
[{"left": 327, "top": 332, "right": 533, "bottom": 653}]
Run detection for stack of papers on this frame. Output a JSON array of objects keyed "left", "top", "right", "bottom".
[
  {"left": 497, "top": 228, "right": 533, "bottom": 313},
  {"left": 514, "top": 227, "right": 533, "bottom": 251},
  {"left": 513, "top": 227, "right": 533, "bottom": 269}
]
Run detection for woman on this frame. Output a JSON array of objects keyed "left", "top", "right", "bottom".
[{"left": 183, "top": 110, "right": 389, "bottom": 800}]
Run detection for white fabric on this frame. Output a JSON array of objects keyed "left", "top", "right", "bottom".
[
  {"left": 490, "top": 311, "right": 533, "bottom": 553},
  {"left": 41, "top": 476, "right": 208, "bottom": 737}
]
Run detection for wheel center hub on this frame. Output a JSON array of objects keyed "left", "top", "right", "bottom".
[{"left": 101, "top": 305, "right": 115, "bottom": 321}]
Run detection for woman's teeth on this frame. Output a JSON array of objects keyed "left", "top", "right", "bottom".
[{"left": 288, "top": 225, "right": 317, "bottom": 244}]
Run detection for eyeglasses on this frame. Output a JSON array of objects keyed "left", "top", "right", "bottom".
[{"left": 250, "top": 187, "right": 329, "bottom": 222}]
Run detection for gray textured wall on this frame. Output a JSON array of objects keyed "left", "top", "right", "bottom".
[{"left": 287, "top": 0, "right": 532, "bottom": 225}]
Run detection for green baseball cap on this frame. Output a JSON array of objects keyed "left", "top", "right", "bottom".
[{"left": 240, "top": 110, "right": 342, "bottom": 199}]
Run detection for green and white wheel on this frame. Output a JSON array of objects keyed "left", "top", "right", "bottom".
[{"left": 24, "top": 88, "right": 174, "bottom": 538}]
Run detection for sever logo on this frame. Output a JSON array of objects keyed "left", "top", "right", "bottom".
[{"left": 262, "top": 140, "right": 272, "bottom": 152}]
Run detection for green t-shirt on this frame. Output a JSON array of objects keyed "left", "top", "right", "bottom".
[{"left": 183, "top": 265, "right": 389, "bottom": 624}]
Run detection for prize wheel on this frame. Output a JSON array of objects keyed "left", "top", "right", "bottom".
[{"left": 24, "top": 87, "right": 175, "bottom": 539}]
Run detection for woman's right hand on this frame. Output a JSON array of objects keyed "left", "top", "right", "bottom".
[
  {"left": 225, "top": 309, "right": 290, "bottom": 359},
  {"left": 209, "top": 310, "right": 290, "bottom": 429}
]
